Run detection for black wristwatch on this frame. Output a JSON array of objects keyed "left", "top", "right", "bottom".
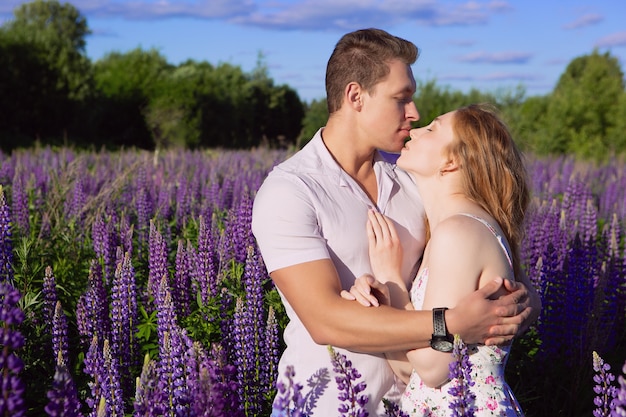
[{"left": 430, "top": 307, "right": 454, "bottom": 352}]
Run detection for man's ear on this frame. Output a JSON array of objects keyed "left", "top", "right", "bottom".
[{"left": 346, "top": 82, "right": 363, "bottom": 110}]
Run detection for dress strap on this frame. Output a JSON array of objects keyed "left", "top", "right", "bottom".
[{"left": 457, "top": 213, "right": 513, "bottom": 268}]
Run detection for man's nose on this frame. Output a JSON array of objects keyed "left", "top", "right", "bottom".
[{"left": 407, "top": 101, "right": 420, "bottom": 121}]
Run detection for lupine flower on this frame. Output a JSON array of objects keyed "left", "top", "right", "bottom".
[
  {"left": 110, "top": 251, "right": 139, "bottom": 398},
  {"left": 52, "top": 301, "right": 70, "bottom": 370},
  {"left": 0, "top": 282, "right": 26, "bottom": 417},
  {"left": 10, "top": 172, "right": 29, "bottom": 235},
  {"left": 155, "top": 275, "right": 191, "bottom": 416},
  {"left": 0, "top": 185, "right": 13, "bottom": 284},
  {"left": 101, "top": 339, "right": 124, "bottom": 417},
  {"left": 273, "top": 365, "right": 306, "bottom": 417},
  {"left": 328, "top": 345, "right": 369, "bottom": 417},
  {"left": 83, "top": 335, "right": 104, "bottom": 417},
  {"left": 76, "top": 261, "right": 111, "bottom": 347},
  {"left": 147, "top": 221, "right": 168, "bottom": 300},
  {"left": 192, "top": 215, "right": 219, "bottom": 304},
  {"left": 592, "top": 351, "right": 616, "bottom": 417},
  {"left": 447, "top": 335, "right": 476, "bottom": 417},
  {"left": 42, "top": 266, "right": 59, "bottom": 325},
  {"left": 382, "top": 398, "right": 409, "bottom": 417},
  {"left": 45, "top": 352, "right": 84, "bottom": 417},
  {"left": 92, "top": 213, "right": 118, "bottom": 285},
  {"left": 133, "top": 354, "right": 166, "bottom": 417},
  {"left": 173, "top": 239, "right": 192, "bottom": 317},
  {"left": 261, "top": 306, "right": 280, "bottom": 397},
  {"left": 135, "top": 167, "right": 154, "bottom": 234},
  {"left": 189, "top": 343, "right": 243, "bottom": 417}
]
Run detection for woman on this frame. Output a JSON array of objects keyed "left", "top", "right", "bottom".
[{"left": 344, "top": 103, "right": 529, "bottom": 416}]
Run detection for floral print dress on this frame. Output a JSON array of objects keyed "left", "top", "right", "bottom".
[{"left": 400, "top": 214, "right": 524, "bottom": 417}]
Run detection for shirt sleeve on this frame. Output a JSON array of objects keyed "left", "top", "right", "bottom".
[{"left": 251, "top": 173, "right": 330, "bottom": 273}]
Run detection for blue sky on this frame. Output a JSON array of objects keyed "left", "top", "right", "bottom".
[{"left": 1, "top": 0, "right": 625, "bottom": 102}]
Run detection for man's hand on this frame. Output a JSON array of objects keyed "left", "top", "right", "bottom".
[{"left": 447, "top": 277, "right": 534, "bottom": 345}]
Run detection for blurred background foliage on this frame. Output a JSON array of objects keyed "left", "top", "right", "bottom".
[{"left": 1, "top": 0, "right": 625, "bottom": 161}]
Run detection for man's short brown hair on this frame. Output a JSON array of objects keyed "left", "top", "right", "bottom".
[{"left": 325, "top": 28, "right": 419, "bottom": 113}]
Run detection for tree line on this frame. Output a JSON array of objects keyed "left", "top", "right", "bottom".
[{"left": 1, "top": 0, "right": 625, "bottom": 160}]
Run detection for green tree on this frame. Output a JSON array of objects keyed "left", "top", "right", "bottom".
[
  {"left": 92, "top": 48, "right": 171, "bottom": 148},
  {"left": 298, "top": 99, "right": 328, "bottom": 148},
  {"left": 3, "top": 0, "right": 92, "bottom": 100},
  {"left": 543, "top": 49, "right": 625, "bottom": 160},
  {"left": 0, "top": 0, "right": 93, "bottom": 146}
]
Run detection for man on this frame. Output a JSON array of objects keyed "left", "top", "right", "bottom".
[{"left": 252, "top": 28, "right": 540, "bottom": 416}]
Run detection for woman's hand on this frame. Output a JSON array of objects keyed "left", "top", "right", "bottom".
[
  {"left": 340, "top": 274, "right": 391, "bottom": 307},
  {"left": 367, "top": 209, "right": 404, "bottom": 284}
]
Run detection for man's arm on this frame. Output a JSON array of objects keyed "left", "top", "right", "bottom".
[{"left": 272, "top": 259, "right": 527, "bottom": 352}]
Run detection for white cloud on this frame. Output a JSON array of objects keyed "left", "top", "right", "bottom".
[
  {"left": 563, "top": 13, "right": 603, "bottom": 30},
  {"left": 595, "top": 31, "right": 626, "bottom": 48},
  {"left": 457, "top": 51, "right": 532, "bottom": 64}
]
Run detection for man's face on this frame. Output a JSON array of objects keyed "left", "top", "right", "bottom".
[{"left": 358, "top": 59, "right": 420, "bottom": 153}]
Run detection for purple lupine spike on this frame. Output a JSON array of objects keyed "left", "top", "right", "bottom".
[
  {"left": 52, "top": 301, "right": 70, "bottom": 369},
  {"left": 83, "top": 335, "right": 104, "bottom": 417},
  {"left": 173, "top": 239, "right": 191, "bottom": 317},
  {"left": 175, "top": 176, "right": 191, "bottom": 231},
  {"left": 0, "top": 185, "right": 14, "bottom": 284},
  {"left": 101, "top": 339, "right": 125, "bottom": 417},
  {"left": 217, "top": 177, "right": 234, "bottom": 212},
  {"left": 232, "top": 246, "right": 267, "bottom": 415},
  {"left": 76, "top": 261, "right": 111, "bottom": 347},
  {"left": 273, "top": 365, "right": 306, "bottom": 417},
  {"left": 536, "top": 242, "right": 566, "bottom": 359},
  {"left": 0, "top": 282, "right": 26, "bottom": 417},
  {"left": 230, "top": 194, "right": 254, "bottom": 265},
  {"left": 92, "top": 213, "right": 117, "bottom": 285},
  {"left": 232, "top": 297, "right": 252, "bottom": 414},
  {"left": 45, "top": 351, "right": 84, "bottom": 417},
  {"left": 135, "top": 167, "right": 154, "bottom": 233},
  {"left": 147, "top": 221, "right": 168, "bottom": 301},
  {"left": 65, "top": 175, "right": 87, "bottom": 225},
  {"left": 189, "top": 343, "right": 243, "bottom": 417},
  {"left": 447, "top": 335, "right": 476, "bottom": 417},
  {"left": 133, "top": 353, "right": 166, "bottom": 416},
  {"left": 42, "top": 266, "right": 59, "bottom": 324},
  {"left": 382, "top": 398, "right": 409, "bottom": 417},
  {"left": 193, "top": 215, "right": 219, "bottom": 304},
  {"left": 328, "top": 345, "right": 369, "bottom": 417},
  {"left": 592, "top": 351, "right": 617, "bottom": 417},
  {"left": 562, "top": 235, "right": 597, "bottom": 364},
  {"left": 119, "top": 213, "right": 134, "bottom": 257},
  {"left": 10, "top": 171, "right": 29, "bottom": 235},
  {"left": 155, "top": 275, "right": 190, "bottom": 416},
  {"left": 261, "top": 306, "right": 280, "bottom": 398},
  {"left": 110, "top": 251, "right": 139, "bottom": 398}
]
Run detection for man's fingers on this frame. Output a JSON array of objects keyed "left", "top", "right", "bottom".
[{"left": 477, "top": 277, "right": 504, "bottom": 298}]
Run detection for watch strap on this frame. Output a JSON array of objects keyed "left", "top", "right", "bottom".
[{"left": 432, "top": 307, "right": 449, "bottom": 337}]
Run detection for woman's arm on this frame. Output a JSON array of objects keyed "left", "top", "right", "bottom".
[{"left": 406, "top": 217, "right": 492, "bottom": 387}]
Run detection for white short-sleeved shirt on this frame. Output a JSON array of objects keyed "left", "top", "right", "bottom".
[{"left": 252, "top": 129, "right": 426, "bottom": 416}]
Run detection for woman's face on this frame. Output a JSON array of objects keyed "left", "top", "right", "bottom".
[{"left": 397, "top": 110, "right": 457, "bottom": 178}]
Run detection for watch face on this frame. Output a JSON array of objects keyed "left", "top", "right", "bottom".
[{"left": 430, "top": 338, "right": 454, "bottom": 352}]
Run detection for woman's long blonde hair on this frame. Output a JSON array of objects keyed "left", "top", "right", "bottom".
[{"left": 449, "top": 103, "right": 530, "bottom": 277}]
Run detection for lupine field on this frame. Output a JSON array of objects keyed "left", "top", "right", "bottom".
[{"left": 0, "top": 146, "right": 625, "bottom": 417}]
